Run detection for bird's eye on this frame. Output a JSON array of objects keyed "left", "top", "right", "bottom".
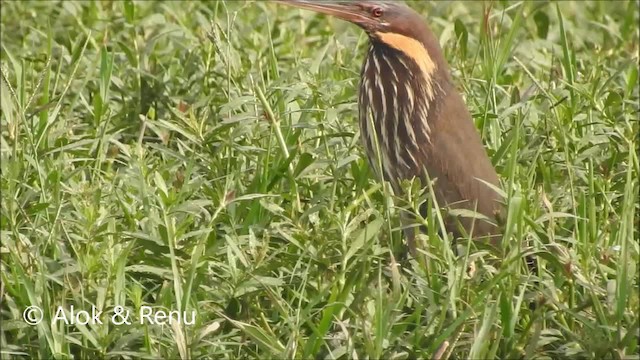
[{"left": 371, "top": 7, "right": 384, "bottom": 17}]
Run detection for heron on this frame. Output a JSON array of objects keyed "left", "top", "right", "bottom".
[{"left": 276, "top": 0, "right": 506, "bottom": 258}]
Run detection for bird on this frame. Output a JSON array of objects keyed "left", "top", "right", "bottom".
[{"left": 275, "top": 0, "right": 506, "bottom": 258}]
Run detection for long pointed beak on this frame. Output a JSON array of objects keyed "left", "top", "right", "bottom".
[{"left": 274, "top": 0, "right": 374, "bottom": 27}]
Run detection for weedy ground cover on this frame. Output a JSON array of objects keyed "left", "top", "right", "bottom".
[{"left": 1, "top": 1, "right": 638, "bottom": 358}]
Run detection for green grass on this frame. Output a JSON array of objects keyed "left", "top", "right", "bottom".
[{"left": 1, "top": 0, "right": 638, "bottom": 359}]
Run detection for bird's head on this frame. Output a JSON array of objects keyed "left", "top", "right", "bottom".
[
  {"left": 275, "top": 1, "right": 423, "bottom": 37},
  {"left": 275, "top": 0, "right": 448, "bottom": 81}
]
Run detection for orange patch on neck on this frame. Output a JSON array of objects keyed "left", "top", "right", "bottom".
[{"left": 375, "top": 32, "right": 437, "bottom": 81}]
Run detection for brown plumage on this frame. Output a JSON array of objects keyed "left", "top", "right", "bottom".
[{"left": 276, "top": 1, "right": 505, "bottom": 256}]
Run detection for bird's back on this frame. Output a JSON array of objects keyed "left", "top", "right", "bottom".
[{"left": 424, "top": 79, "right": 504, "bottom": 243}]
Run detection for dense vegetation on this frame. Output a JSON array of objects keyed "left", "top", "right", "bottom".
[{"left": 1, "top": 1, "right": 638, "bottom": 358}]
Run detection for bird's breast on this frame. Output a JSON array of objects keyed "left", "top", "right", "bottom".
[{"left": 358, "top": 45, "right": 441, "bottom": 190}]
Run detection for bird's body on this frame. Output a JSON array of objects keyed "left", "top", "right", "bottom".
[{"left": 277, "top": 1, "right": 505, "bottom": 255}]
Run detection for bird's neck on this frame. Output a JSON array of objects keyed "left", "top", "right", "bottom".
[
  {"left": 358, "top": 43, "right": 447, "bottom": 182},
  {"left": 365, "top": 42, "right": 446, "bottom": 105}
]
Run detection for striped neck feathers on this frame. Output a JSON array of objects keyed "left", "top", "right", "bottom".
[{"left": 358, "top": 40, "right": 445, "bottom": 183}]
